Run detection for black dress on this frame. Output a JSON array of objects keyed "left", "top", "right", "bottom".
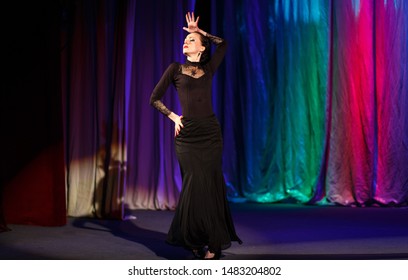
[{"left": 150, "top": 33, "right": 242, "bottom": 253}]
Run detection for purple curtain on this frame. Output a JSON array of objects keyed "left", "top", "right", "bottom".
[
  {"left": 125, "top": 0, "right": 196, "bottom": 210},
  {"left": 62, "top": 0, "right": 194, "bottom": 217}
]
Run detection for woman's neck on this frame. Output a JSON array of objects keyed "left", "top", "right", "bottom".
[
  {"left": 187, "top": 57, "right": 200, "bottom": 63},
  {"left": 186, "top": 52, "right": 201, "bottom": 62}
]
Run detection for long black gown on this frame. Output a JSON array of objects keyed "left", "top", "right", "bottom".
[{"left": 150, "top": 33, "right": 241, "bottom": 253}]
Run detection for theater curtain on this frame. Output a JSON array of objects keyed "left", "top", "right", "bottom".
[
  {"left": 61, "top": 0, "right": 194, "bottom": 217},
  {"left": 323, "top": 0, "right": 408, "bottom": 205},
  {"left": 212, "top": 0, "right": 329, "bottom": 203},
  {"left": 209, "top": 0, "right": 408, "bottom": 206},
  {"left": 61, "top": 0, "right": 407, "bottom": 219}
]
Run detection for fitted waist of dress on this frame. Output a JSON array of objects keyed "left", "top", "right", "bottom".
[{"left": 182, "top": 113, "right": 216, "bottom": 122}]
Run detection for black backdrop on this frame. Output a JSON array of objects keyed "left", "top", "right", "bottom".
[{"left": 1, "top": 1, "right": 65, "bottom": 227}]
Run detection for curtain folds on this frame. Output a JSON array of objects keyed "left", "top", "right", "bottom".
[
  {"left": 62, "top": 1, "right": 128, "bottom": 217},
  {"left": 62, "top": 0, "right": 408, "bottom": 218},
  {"left": 124, "top": 0, "right": 194, "bottom": 210},
  {"left": 374, "top": 0, "right": 408, "bottom": 204},
  {"left": 62, "top": 0, "right": 195, "bottom": 217},
  {"left": 212, "top": 0, "right": 329, "bottom": 203},
  {"left": 324, "top": 0, "right": 408, "bottom": 205},
  {"left": 214, "top": 0, "right": 407, "bottom": 206}
]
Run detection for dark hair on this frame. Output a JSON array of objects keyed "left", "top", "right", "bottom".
[{"left": 194, "top": 32, "right": 210, "bottom": 64}]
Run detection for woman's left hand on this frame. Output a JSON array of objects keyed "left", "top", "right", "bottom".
[{"left": 183, "top": 11, "right": 200, "bottom": 33}]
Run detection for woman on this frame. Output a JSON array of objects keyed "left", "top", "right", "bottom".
[{"left": 150, "top": 12, "right": 242, "bottom": 259}]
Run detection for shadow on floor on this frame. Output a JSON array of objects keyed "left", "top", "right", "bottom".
[{"left": 71, "top": 217, "right": 190, "bottom": 260}]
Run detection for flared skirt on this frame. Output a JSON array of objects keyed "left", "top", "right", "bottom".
[{"left": 166, "top": 114, "right": 242, "bottom": 251}]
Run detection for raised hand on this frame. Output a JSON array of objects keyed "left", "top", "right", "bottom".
[{"left": 183, "top": 11, "right": 200, "bottom": 33}]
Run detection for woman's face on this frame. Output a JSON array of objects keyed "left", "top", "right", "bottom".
[{"left": 183, "top": 33, "right": 205, "bottom": 56}]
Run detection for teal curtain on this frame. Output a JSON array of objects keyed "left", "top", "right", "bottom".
[{"left": 213, "top": 0, "right": 329, "bottom": 203}]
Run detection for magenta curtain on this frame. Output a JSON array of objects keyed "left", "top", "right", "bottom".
[{"left": 324, "top": 0, "right": 408, "bottom": 205}]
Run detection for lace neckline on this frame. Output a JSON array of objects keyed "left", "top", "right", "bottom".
[{"left": 181, "top": 60, "right": 205, "bottom": 78}]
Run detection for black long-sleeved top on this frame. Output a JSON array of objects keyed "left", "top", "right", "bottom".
[{"left": 149, "top": 33, "right": 226, "bottom": 118}]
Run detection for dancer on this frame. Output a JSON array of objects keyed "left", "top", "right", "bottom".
[{"left": 150, "top": 12, "right": 241, "bottom": 259}]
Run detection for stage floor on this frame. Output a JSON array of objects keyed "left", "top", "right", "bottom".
[{"left": 1, "top": 203, "right": 408, "bottom": 260}]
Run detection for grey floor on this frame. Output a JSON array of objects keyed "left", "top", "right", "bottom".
[{"left": 1, "top": 203, "right": 408, "bottom": 260}]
